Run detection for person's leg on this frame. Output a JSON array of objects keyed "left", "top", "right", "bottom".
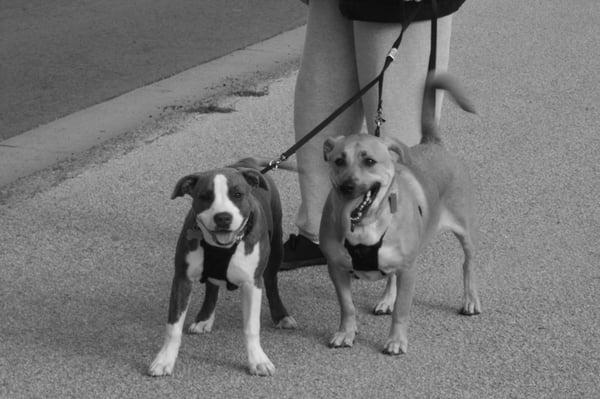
[
  {"left": 285, "top": 0, "right": 364, "bottom": 267},
  {"left": 353, "top": 15, "right": 453, "bottom": 144}
]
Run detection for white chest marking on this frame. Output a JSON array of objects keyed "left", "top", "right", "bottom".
[
  {"left": 185, "top": 246, "right": 204, "bottom": 281},
  {"left": 227, "top": 243, "right": 260, "bottom": 286}
]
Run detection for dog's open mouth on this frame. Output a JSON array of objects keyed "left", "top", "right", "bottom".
[
  {"left": 350, "top": 183, "right": 381, "bottom": 227},
  {"left": 197, "top": 216, "right": 249, "bottom": 247},
  {"left": 213, "top": 230, "right": 237, "bottom": 246}
]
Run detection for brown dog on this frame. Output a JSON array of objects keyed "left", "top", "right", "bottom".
[{"left": 319, "top": 73, "right": 481, "bottom": 355}]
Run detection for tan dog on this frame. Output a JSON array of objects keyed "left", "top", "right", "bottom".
[{"left": 319, "top": 73, "right": 481, "bottom": 355}]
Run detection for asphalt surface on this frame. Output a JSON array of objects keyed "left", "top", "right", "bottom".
[
  {"left": 0, "top": 0, "right": 306, "bottom": 140},
  {"left": 1, "top": 0, "right": 599, "bottom": 398}
]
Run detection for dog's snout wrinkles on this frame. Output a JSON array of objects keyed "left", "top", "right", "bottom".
[{"left": 213, "top": 212, "right": 232, "bottom": 228}]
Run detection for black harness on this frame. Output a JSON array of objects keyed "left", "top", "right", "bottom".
[
  {"left": 344, "top": 233, "right": 386, "bottom": 274},
  {"left": 186, "top": 212, "right": 255, "bottom": 291},
  {"left": 199, "top": 241, "right": 240, "bottom": 291}
]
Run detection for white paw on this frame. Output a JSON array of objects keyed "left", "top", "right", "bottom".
[
  {"left": 148, "top": 349, "right": 177, "bottom": 377},
  {"left": 382, "top": 336, "right": 408, "bottom": 355},
  {"left": 275, "top": 316, "right": 298, "bottom": 329},
  {"left": 329, "top": 330, "right": 356, "bottom": 348},
  {"left": 248, "top": 359, "right": 275, "bottom": 376},
  {"left": 460, "top": 294, "right": 482, "bottom": 316},
  {"left": 188, "top": 314, "right": 215, "bottom": 334},
  {"left": 373, "top": 299, "right": 394, "bottom": 315},
  {"left": 248, "top": 350, "right": 275, "bottom": 376}
]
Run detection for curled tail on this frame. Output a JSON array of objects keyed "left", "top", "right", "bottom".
[{"left": 421, "top": 72, "right": 476, "bottom": 144}]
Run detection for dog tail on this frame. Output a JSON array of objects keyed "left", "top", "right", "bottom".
[{"left": 421, "top": 72, "right": 476, "bottom": 144}]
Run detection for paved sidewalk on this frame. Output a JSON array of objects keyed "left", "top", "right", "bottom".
[{"left": 1, "top": 1, "right": 598, "bottom": 398}]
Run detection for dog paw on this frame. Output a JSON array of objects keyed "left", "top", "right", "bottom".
[
  {"left": 373, "top": 300, "right": 393, "bottom": 316},
  {"left": 329, "top": 330, "right": 356, "bottom": 348},
  {"left": 460, "top": 295, "right": 482, "bottom": 316},
  {"left": 188, "top": 318, "right": 215, "bottom": 334},
  {"left": 147, "top": 354, "right": 176, "bottom": 377},
  {"left": 248, "top": 361, "right": 275, "bottom": 376},
  {"left": 382, "top": 337, "right": 408, "bottom": 356},
  {"left": 275, "top": 316, "right": 298, "bottom": 329}
]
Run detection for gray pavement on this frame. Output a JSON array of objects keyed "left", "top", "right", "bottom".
[
  {"left": 1, "top": 0, "right": 599, "bottom": 398},
  {"left": 0, "top": 0, "right": 306, "bottom": 140}
]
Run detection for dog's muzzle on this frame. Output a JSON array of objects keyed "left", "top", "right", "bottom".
[
  {"left": 349, "top": 183, "right": 381, "bottom": 230},
  {"left": 196, "top": 215, "right": 249, "bottom": 246}
]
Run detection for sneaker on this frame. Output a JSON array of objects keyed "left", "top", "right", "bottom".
[{"left": 280, "top": 234, "right": 326, "bottom": 271}]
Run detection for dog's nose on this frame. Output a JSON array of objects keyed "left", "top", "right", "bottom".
[
  {"left": 339, "top": 180, "right": 355, "bottom": 195},
  {"left": 213, "top": 212, "right": 232, "bottom": 228}
]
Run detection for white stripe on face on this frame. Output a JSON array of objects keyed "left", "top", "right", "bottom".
[{"left": 198, "top": 174, "right": 245, "bottom": 231}]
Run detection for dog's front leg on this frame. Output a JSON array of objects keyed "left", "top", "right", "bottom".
[
  {"left": 148, "top": 276, "right": 192, "bottom": 376},
  {"left": 383, "top": 266, "right": 417, "bottom": 355},
  {"left": 328, "top": 263, "right": 357, "bottom": 348},
  {"left": 240, "top": 282, "right": 274, "bottom": 376}
]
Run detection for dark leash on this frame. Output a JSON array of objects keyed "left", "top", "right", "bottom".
[{"left": 261, "top": 1, "right": 438, "bottom": 174}]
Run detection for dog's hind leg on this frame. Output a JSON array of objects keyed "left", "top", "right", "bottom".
[
  {"left": 454, "top": 230, "right": 481, "bottom": 316},
  {"left": 373, "top": 274, "right": 397, "bottom": 315},
  {"left": 264, "top": 229, "right": 297, "bottom": 329},
  {"left": 188, "top": 281, "right": 219, "bottom": 334}
]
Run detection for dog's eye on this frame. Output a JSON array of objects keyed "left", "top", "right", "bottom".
[
  {"left": 335, "top": 158, "right": 346, "bottom": 167},
  {"left": 364, "top": 158, "right": 377, "bottom": 167},
  {"left": 231, "top": 191, "right": 243, "bottom": 200}
]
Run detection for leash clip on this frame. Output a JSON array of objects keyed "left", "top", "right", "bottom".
[
  {"left": 268, "top": 154, "right": 288, "bottom": 171},
  {"left": 387, "top": 47, "right": 399, "bottom": 60}
]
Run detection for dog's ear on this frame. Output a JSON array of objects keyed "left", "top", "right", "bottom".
[
  {"left": 323, "top": 136, "right": 345, "bottom": 162},
  {"left": 385, "top": 137, "right": 411, "bottom": 165},
  {"left": 171, "top": 174, "right": 199, "bottom": 199},
  {"left": 239, "top": 168, "right": 268, "bottom": 190}
]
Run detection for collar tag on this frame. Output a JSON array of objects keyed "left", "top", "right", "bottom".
[{"left": 389, "top": 193, "right": 397, "bottom": 214}]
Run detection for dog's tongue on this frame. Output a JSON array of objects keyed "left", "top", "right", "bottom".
[{"left": 215, "top": 231, "right": 236, "bottom": 245}]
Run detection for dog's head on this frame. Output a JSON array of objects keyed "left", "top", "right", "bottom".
[
  {"left": 172, "top": 168, "right": 267, "bottom": 247},
  {"left": 323, "top": 134, "right": 409, "bottom": 223}
]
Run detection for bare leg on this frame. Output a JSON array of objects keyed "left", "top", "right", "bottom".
[
  {"left": 294, "top": 0, "right": 364, "bottom": 242},
  {"left": 354, "top": 16, "right": 453, "bottom": 145}
]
